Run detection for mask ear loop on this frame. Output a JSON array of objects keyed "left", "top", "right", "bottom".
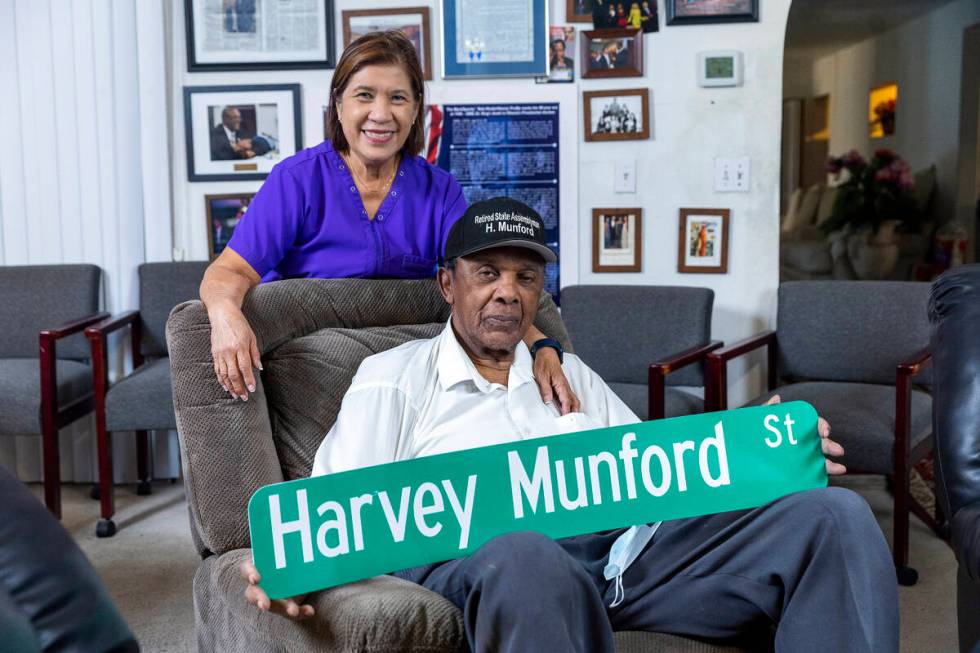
[{"left": 609, "top": 574, "right": 625, "bottom": 608}]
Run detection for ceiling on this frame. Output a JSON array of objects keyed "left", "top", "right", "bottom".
[{"left": 785, "top": 0, "right": 964, "bottom": 57}]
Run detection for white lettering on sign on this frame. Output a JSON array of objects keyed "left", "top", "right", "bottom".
[
  {"left": 764, "top": 413, "right": 798, "bottom": 448},
  {"left": 270, "top": 490, "right": 314, "bottom": 570}
]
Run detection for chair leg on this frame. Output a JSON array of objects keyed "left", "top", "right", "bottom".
[
  {"left": 136, "top": 430, "right": 152, "bottom": 496},
  {"left": 96, "top": 423, "right": 116, "bottom": 538},
  {"left": 893, "top": 468, "right": 917, "bottom": 586},
  {"left": 41, "top": 419, "right": 61, "bottom": 519}
]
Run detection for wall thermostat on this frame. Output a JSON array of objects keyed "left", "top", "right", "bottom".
[{"left": 698, "top": 51, "right": 743, "bottom": 87}]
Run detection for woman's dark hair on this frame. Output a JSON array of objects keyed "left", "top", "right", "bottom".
[{"left": 326, "top": 31, "right": 425, "bottom": 156}]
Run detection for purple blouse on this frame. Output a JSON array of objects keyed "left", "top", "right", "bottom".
[{"left": 228, "top": 141, "right": 467, "bottom": 282}]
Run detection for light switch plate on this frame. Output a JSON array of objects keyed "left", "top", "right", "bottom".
[
  {"left": 614, "top": 159, "right": 636, "bottom": 193},
  {"left": 714, "top": 157, "right": 750, "bottom": 192}
]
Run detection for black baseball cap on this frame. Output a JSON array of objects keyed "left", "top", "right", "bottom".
[{"left": 443, "top": 197, "right": 558, "bottom": 264}]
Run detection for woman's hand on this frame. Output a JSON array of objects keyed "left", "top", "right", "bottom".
[
  {"left": 533, "top": 346, "right": 581, "bottom": 415},
  {"left": 765, "top": 395, "right": 846, "bottom": 475},
  {"left": 241, "top": 557, "right": 314, "bottom": 620},
  {"left": 209, "top": 302, "right": 262, "bottom": 401}
]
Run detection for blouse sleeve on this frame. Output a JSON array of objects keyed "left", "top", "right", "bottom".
[{"left": 226, "top": 164, "right": 306, "bottom": 278}]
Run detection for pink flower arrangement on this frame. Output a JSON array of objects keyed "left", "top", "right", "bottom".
[{"left": 822, "top": 148, "right": 918, "bottom": 234}]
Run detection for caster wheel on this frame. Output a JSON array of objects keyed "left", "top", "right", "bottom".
[
  {"left": 89, "top": 484, "right": 100, "bottom": 500},
  {"left": 96, "top": 519, "right": 117, "bottom": 538},
  {"left": 896, "top": 566, "right": 918, "bottom": 586},
  {"left": 136, "top": 480, "right": 152, "bottom": 496}
]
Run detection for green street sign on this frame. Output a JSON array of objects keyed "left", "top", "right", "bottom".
[{"left": 248, "top": 401, "right": 826, "bottom": 599}]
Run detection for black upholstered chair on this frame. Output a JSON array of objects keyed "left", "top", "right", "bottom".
[
  {"left": 0, "top": 264, "right": 105, "bottom": 518},
  {"left": 706, "top": 281, "right": 937, "bottom": 586},
  {"left": 560, "top": 285, "right": 720, "bottom": 420},
  {"left": 929, "top": 264, "right": 980, "bottom": 652},
  {"left": 85, "top": 261, "right": 209, "bottom": 537}
]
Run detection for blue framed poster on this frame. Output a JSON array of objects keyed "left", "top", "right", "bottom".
[
  {"left": 427, "top": 103, "right": 561, "bottom": 303},
  {"left": 441, "top": 0, "right": 549, "bottom": 78}
]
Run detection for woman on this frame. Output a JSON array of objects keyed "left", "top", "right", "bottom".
[{"left": 201, "top": 31, "right": 578, "bottom": 412}]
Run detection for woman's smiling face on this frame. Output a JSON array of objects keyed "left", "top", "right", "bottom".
[{"left": 335, "top": 63, "right": 417, "bottom": 167}]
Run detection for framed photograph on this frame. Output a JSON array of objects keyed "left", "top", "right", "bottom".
[
  {"left": 678, "top": 208, "right": 730, "bottom": 273},
  {"left": 593, "top": 208, "right": 642, "bottom": 272},
  {"left": 206, "top": 193, "right": 255, "bottom": 260},
  {"left": 442, "top": 0, "right": 549, "bottom": 78},
  {"left": 583, "top": 88, "right": 650, "bottom": 142},
  {"left": 183, "top": 84, "right": 302, "bottom": 182},
  {"left": 592, "top": 2, "right": 659, "bottom": 31},
  {"left": 582, "top": 29, "right": 642, "bottom": 78},
  {"left": 567, "top": 0, "right": 593, "bottom": 23},
  {"left": 184, "top": 0, "right": 334, "bottom": 71},
  {"left": 666, "top": 0, "right": 758, "bottom": 25},
  {"left": 536, "top": 26, "right": 576, "bottom": 83},
  {"left": 342, "top": 7, "right": 432, "bottom": 80}
]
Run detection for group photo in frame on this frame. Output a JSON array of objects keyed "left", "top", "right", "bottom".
[
  {"left": 582, "top": 28, "right": 643, "bottom": 77},
  {"left": 342, "top": 7, "right": 432, "bottom": 80},
  {"left": 678, "top": 208, "right": 730, "bottom": 273},
  {"left": 583, "top": 88, "right": 650, "bottom": 141},
  {"left": 593, "top": 208, "right": 642, "bottom": 272},
  {"left": 591, "top": 1, "right": 659, "bottom": 31},
  {"left": 184, "top": 84, "right": 302, "bottom": 182},
  {"left": 665, "top": 0, "right": 759, "bottom": 25},
  {"left": 442, "top": 0, "right": 549, "bottom": 78},
  {"left": 184, "top": 0, "right": 334, "bottom": 71},
  {"left": 205, "top": 193, "right": 255, "bottom": 260}
]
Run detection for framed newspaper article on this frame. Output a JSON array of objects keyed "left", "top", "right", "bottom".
[
  {"left": 185, "top": 0, "right": 335, "bottom": 71},
  {"left": 183, "top": 84, "right": 302, "bottom": 182}
]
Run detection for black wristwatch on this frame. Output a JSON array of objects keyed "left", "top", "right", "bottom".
[{"left": 529, "top": 338, "right": 564, "bottom": 364}]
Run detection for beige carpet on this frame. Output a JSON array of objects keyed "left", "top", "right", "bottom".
[{"left": 39, "top": 475, "right": 958, "bottom": 653}]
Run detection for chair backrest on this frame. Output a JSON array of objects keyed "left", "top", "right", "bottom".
[
  {"left": 167, "top": 278, "right": 571, "bottom": 557},
  {"left": 560, "top": 285, "right": 714, "bottom": 387},
  {"left": 777, "top": 281, "right": 931, "bottom": 385},
  {"left": 929, "top": 264, "right": 980, "bottom": 518},
  {"left": 0, "top": 264, "right": 100, "bottom": 360},
  {"left": 139, "top": 261, "right": 210, "bottom": 358}
]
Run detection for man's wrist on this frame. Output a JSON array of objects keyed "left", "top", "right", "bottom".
[{"left": 529, "top": 338, "right": 564, "bottom": 364}]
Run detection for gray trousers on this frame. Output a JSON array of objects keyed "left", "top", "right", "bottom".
[{"left": 394, "top": 487, "right": 898, "bottom": 653}]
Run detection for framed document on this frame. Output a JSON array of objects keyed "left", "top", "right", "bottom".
[
  {"left": 593, "top": 208, "right": 642, "bottom": 273},
  {"left": 441, "top": 0, "right": 549, "bottom": 78},
  {"left": 678, "top": 208, "right": 730, "bottom": 274},
  {"left": 184, "top": 0, "right": 334, "bottom": 71},
  {"left": 183, "top": 84, "right": 302, "bottom": 182},
  {"left": 342, "top": 7, "right": 433, "bottom": 80}
]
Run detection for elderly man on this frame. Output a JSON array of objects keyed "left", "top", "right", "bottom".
[{"left": 242, "top": 198, "right": 898, "bottom": 652}]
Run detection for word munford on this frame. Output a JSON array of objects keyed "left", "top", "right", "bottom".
[{"left": 248, "top": 402, "right": 826, "bottom": 599}]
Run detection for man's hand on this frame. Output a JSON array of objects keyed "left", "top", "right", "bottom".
[
  {"left": 533, "top": 346, "right": 581, "bottom": 415},
  {"left": 765, "top": 395, "right": 846, "bottom": 475},
  {"left": 241, "top": 558, "right": 315, "bottom": 620}
]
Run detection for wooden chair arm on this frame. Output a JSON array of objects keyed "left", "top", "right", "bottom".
[
  {"left": 705, "top": 330, "right": 778, "bottom": 412},
  {"left": 85, "top": 311, "right": 144, "bottom": 394},
  {"left": 85, "top": 310, "right": 140, "bottom": 339},
  {"left": 647, "top": 341, "right": 723, "bottom": 420},
  {"left": 38, "top": 311, "right": 109, "bottom": 343},
  {"left": 897, "top": 346, "right": 931, "bottom": 378}
]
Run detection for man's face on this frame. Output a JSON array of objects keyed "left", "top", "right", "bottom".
[
  {"left": 223, "top": 108, "right": 242, "bottom": 130},
  {"left": 438, "top": 247, "right": 545, "bottom": 360}
]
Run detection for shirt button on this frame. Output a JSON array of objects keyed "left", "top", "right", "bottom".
[
  {"left": 398, "top": 171, "right": 404, "bottom": 176},
  {"left": 391, "top": 191, "right": 398, "bottom": 196},
  {"left": 377, "top": 215, "right": 384, "bottom": 221},
  {"left": 337, "top": 164, "right": 344, "bottom": 170},
  {"left": 350, "top": 185, "right": 356, "bottom": 192}
]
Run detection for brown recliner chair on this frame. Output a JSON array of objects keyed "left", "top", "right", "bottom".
[{"left": 167, "top": 278, "right": 748, "bottom": 652}]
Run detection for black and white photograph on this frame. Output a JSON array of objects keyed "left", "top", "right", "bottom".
[
  {"left": 593, "top": 208, "right": 642, "bottom": 272},
  {"left": 581, "top": 29, "right": 642, "bottom": 78},
  {"left": 342, "top": 7, "right": 432, "bottom": 80},
  {"left": 666, "top": 0, "right": 759, "bottom": 25},
  {"left": 184, "top": 84, "right": 302, "bottom": 181},
  {"left": 205, "top": 193, "right": 255, "bottom": 260},
  {"left": 184, "top": 0, "right": 334, "bottom": 71},
  {"left": 583, "top": 88, "right": 650, "bottom": 141},
  {"left": 536, "top": 26, "right": 576, "bottom": 83}
]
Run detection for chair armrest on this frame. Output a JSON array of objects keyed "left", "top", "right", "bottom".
[
  {"left": 953, "top": 499, "right": 980, "bottom": 581},
  {"left": 897, "top": 346, "right": 931, "bottom": 378},
  {"left": 894, "top": 347, "right": 932, "bottom": 466},
  {"left": 38, "top": 312, "right": 109, "bottom": 344},
  {"left": 705, "top": 330, "right": 778, "bottom": 412},
  {"left": 647, "top": 340, "right": 723, "bottom": 420},
  {"left": 85, "top": 310, "right": 140, "bottom": 338},
  {"left": 85, "top": 311, "right": 144, "bottom": 397}
]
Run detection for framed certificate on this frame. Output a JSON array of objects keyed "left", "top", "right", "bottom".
[
  {"left": 441, "top": 0, "right": 549, "bottom": 78},
  {"left": 184, "top": 0, "right": 334, "bottom": 71}
]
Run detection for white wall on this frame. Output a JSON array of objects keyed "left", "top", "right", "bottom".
[
  {"left": 0, "top": 0, "right": 178, "bottom": 482},
  {"left": 171, "top": 0, "right": 793, "bottom": 405},
  {"left": 787, "top": 0, "right": 980, "bottom": 234}
]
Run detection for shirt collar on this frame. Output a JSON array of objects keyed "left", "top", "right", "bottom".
[{"left": 437, "top": 317, "right": 535, "bottom": 393}]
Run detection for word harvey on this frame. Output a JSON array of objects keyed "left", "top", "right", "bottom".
[{"left": 265, "top": 423, "right": 735, "bottom": 570}]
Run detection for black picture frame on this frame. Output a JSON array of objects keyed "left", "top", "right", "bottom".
[
  {"left": 665, "top": 0, "right": 758, "bottom": 26},
  {"left": 184, "top": 0, "right": 335, "bottom": 72},
  {"left": 183, "top": 84, "right": 303, "bottom": 182}
]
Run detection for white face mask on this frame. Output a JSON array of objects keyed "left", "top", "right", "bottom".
[{"left": 603, "top": 522, "right": 661, "bottom": 607}]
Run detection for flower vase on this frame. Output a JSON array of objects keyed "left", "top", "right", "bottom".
[{"left": 847, "top": 220, "right": 901, "bottom": 279}]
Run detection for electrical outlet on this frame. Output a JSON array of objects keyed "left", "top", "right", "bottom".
[{"left": 614, "top": 159, "right": 636, "bottom": 193}]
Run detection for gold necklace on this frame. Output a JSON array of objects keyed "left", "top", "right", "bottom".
[{"left": 344, "top": 152, "right": 399, "bottom": 196}]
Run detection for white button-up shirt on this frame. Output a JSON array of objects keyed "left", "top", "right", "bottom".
[{"left": 312, "top": 319, "right": 640, "bottom": 476}]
